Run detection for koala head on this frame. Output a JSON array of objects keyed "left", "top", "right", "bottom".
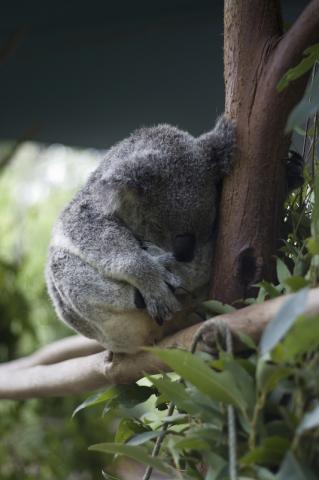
[{"left": 96, "top": 117, "right": 235, "bottom": 251}]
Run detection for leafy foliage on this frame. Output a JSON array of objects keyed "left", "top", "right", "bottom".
[
  {"left": 77, "top": 81, "right": 319, "bottom": 478},
  {"left": 277, "top": 43, "right": 319, "bottom": 92},
  {"left": 277, "top": 44, "right": 319, "bottom": 132},
  {"left": 78, "top": 280, "right": 319, "bottom": 478}
]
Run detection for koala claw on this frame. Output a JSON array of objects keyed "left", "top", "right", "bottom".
[{"left": 144, "top": 287, "right": 181, "bottom": 325}]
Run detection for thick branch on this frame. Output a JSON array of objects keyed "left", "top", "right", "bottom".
[
  {"left": 1, "top": 288, "right": 318, "bottom": 400},
  {"left": 211, "top": 0, "right": 319, "bottom": 304},
  {"left": 272, "top": 0, "right": 319, "bottom": 81},
  {"left": 0, "top": 336, "right": 104, "bottom": 372}
]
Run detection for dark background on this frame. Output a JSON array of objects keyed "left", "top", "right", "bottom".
[{"left": 0, "top": 0, "right": 309, "bottom": 148}]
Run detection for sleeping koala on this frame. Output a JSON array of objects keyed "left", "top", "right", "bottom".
[{"left": 46, "top": 116, "right": 235, "bottom": 354}]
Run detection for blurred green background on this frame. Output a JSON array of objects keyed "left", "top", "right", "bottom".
[{"left": 0, "top": 143, "right": 111, "bottom": 479}]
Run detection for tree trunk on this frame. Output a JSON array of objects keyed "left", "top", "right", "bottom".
[{"left": 211, "top": 0, "right": 319, "bottom": 304}]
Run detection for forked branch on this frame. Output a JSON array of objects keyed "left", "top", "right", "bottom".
[{"left": 0, "top": 288, "right": 318, "bottom": 400}]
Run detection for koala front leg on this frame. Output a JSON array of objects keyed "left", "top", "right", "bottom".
[
  {"left": 53, "top": 218, "right": 183, "bottom": 326},
  {"left": 107, "top": 249, "right": 182, "bottom": 325},
  {"left": 47, "top": 249, "right": 166, "bottom": 353}
]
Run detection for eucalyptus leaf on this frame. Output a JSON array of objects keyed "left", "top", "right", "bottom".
[
  {"left": 202, "top": 299, "right": 235, "bottom": 315},
  {"left": 221, "top": 354, "right": 256, "bottom": 414},
  {"left": 72, "top": 387, "right": 120, "bottom": 417},
  {"left": 307, "top": 238, "right": 319, "bottom": 255},
  {"left": 286, "top": 77, "right": 319, "bottom": 131},
  {"left": 102, "top": 471, "right": 121, "bottom": 480},
  {"left": 126, "top": 430, "right": 162, "bottom": 446},
  {"left": 236, "top": 331, "right": 257, "bottom": 350},
  {"left": 253, "top": 466, "right": 276, "bottom": 480},
  {"left": 89, "top": 443, "right": 175, "bottom": 475},
  {"left": 260, "top": 288, "right": 308, "bottom": 356},
  {"left": 173, "top": 436, "right": 210, "bottom": 451},
  {"left": 283, "top": 276, "right": 311, "bottom": 292},
  {"left": 256, "top": 358, "right": 292, "bottom": 394},
  {"left": 115, "top": 418, "right": 147, "bottom": 444},
  {"left": 149, "top": 377, "right": 199, "bottom": 415},
  {"left": 277, "top": 43, "right": 319, "bottom": 92},
  {"left": 204, "top": 452, "right": 227, "bottom": 480},
  {"left": 240, "top": 436, "right": 289, "bottom": 466},
  {"left": 149, "top": 348, "right": 248, "bottom": 413},
  {"left": 277, "top": 314, "right": 319, "bottom": 362},
  {"left": 257, "top": 281, "right": 282, "bottom": 298},
  {"left": 297, "top": 403, "right": 319, "bottom": 434},
  {"left": 276, "top": 258, "right": 291, "bottom": 285},
  {"left": 311, "top": 173, "right": 319, "bottom": 240},
  {"left": 277, "top": 451, "right": 318, "bottom": 480}
]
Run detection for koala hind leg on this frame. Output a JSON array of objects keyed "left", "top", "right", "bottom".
[{"left": 48, "top": 250, "right": 162, "bottom": 353}]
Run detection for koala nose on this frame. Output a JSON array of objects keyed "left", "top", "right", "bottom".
[{"left": 173, "top": 233, "right": 196, "bottom": 262}]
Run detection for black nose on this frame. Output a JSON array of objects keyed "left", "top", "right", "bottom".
[{"left": 173, "top": 233, "right": 196, "bottom": 262}]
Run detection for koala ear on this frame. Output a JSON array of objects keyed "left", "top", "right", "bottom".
[
  {"left": 197, "top": 115, "right": 236, "bottom": 178},
  {"left": 100, "top": 152, "right": 159, "bottom": 210},
  {"left": 102, "top": 154, "right": 158, "bottom": 194}
]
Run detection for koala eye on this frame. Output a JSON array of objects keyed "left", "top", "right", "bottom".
[{"left": 173, "top": 233, "right": 196, "bottom": 262}]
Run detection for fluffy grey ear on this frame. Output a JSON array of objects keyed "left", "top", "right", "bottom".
[
  {"left": 101, "top": 153, "right": 158, "bottom": 194},
  {"left": 99, "top": 152, "right": 159, "bottom": 211},
  {"left": 198, "top": 115, "right": 236, "bottom": 178}
]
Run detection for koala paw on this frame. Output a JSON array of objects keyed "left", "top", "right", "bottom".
[
  {"left": 135, "top": 250, "right": 183, "bottom": 325},
  {"left": 143, "top": 282, "right": 182, "bottom": 325}
]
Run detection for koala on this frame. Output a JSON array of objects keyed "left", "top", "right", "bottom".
[{"left": 46, "top": 115, "right": 235, "bottom": 354}]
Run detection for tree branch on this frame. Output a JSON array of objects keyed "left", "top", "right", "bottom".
[
  {"left": 272, "top": 0, "right": 319, "bottom": 82},
  {"left": 211, "top": 0, "right": 319, "bottom": 304},
  {"left": 0, "top": 336, "right": 104, "bottom": 372},
  {"left": 1, "top": 288, "right": 318, "bottom": 400}
]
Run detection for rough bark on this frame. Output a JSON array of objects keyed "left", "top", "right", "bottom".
[
  {"left": 1, "top": 288, "right": 318, "bottom": 399},
  {"left": 211, "top": 0, "right": 319, "bottom": 304}
]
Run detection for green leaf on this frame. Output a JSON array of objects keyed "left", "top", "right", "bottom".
[
  {"left": 88, "top": 443, "right": 175, "bottom": 475},
  {"left": 72, "top": 387, "right": 120, "bottom": 417},
  {"left": 297, "top": 403, "right": 319, "bottom": 434},
  {"left": 236, "top": 331, "right": 257, "bottom": 350},
  {"left": 102, "top": 471, "right": 121, "bottom": 480},
  {"left": 256, "top": 358, "right": 292, "bottom": 393},
  {"left": 221, "top": 354, "right": 256, "bottom": 414},
  {"left": 149, "top": 348, "right": 248, "bottom": 413},
  {"left": 260, "top": 289, "right": 308, "bottom": 356},
  {"left": 312, "top": 173, "right": 319, "bottom": 240},
  {"left": 173, "top": 436, "right": 210, "bottom": 451},
  {"left": 126, "top": 430, "right": 162, "bottom": 446},
  {"left": 204, "top": 452, "right": 227, "bottom": 480},
  {"left": 276, "top": 314, "right": 319, "bottom": 362},
  {"left": 277, "top": 43, "right": 319, "bottom": 92},
  {"left": 286, "top": 77, "right": 319, "bottom": 131},
  {"left": 277, "top": 451, "right": 318, "bottom": 480},
  {"left": 241, "top": 436, "right": 289, "bottom": 466},
  {"left": 283, "top": 276, "right": 311, "bottom": 292},
  {"left": 276, "top": 258, "right": 291, "bottom": 285},
  {"left": 112, "top": 385, "right": 155, "bottom": 409},
  {"left": 307, "top": 238, "right": 319, "bottom": 255},
  {"left": 73, "top": 384, "right": 154, "bottom": 417},
  {"left": 148, "top": 377, "right": 201, "bottom": 416},
  {"left": 253, "top": 466, "right": 276, "bottom": 480},
  {"left": 115, "top": 418, "right": 147, "bottom": 444},
  {"left": 258, "top": 281, "right": 282, "bottom": 298},
  {"left": 201, "top": 299, "right": 236, "bottom": 315}
]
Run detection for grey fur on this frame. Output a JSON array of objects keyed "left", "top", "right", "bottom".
[{"left": 46, "top": 115, "right": 235, "bottom": 353}]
